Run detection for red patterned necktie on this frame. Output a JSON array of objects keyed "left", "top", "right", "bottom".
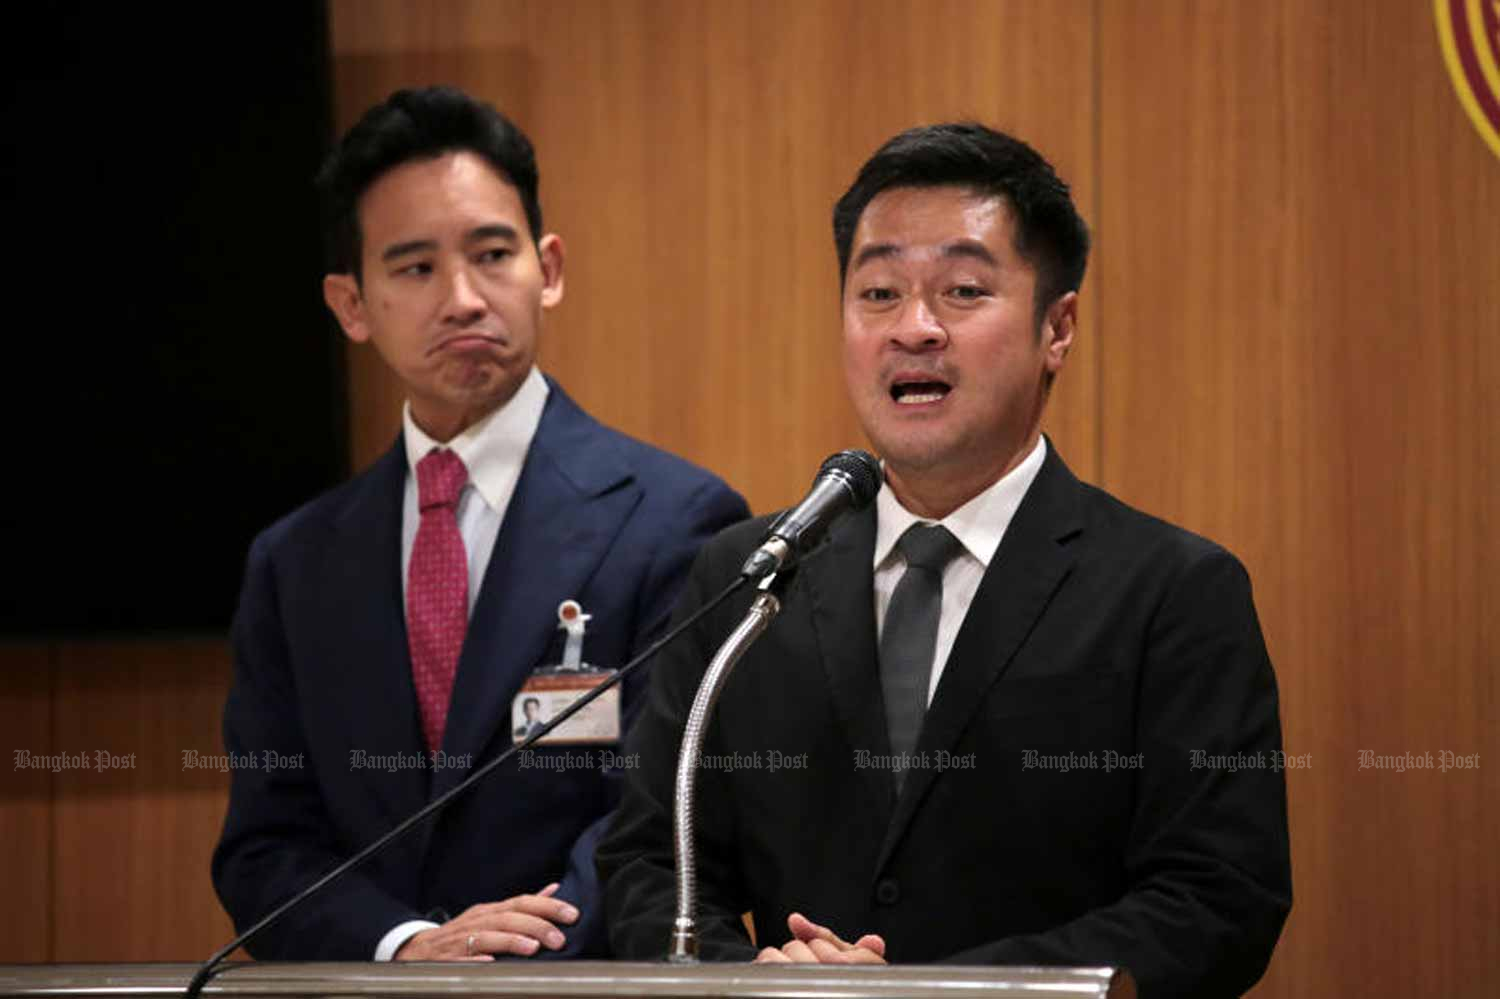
[{"left": 407, "top": 448, "right": 470, "bottom": 754}]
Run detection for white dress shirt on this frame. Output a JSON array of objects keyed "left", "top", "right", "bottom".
[
  {"left": 375, "top": 366, "right": 549, "bottom": 961},
  {"left": 872, "top": 435, "right": 1047, "bottom": 705},
  {"left": 399, "top": 366, "right": 549, "bottom": 611}
]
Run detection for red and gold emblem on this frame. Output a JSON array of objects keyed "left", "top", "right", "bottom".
[{"left": 1436, "top": 0, "right": 1500, "bottom": 158}]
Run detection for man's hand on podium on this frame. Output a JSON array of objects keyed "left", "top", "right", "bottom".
[
  {"left": 394, "top": 883, "right": 580, "bottom": 960},
  {"left": 754, "top": 912, "right": 887, "bottom": 965}
]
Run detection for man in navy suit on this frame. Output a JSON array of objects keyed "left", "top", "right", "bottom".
[
  {"left": 212, "top": 86, "right": 748, "bottom": 962},
  {"left": 600, "top": 124, "right": 1290, "bottom": 997}
]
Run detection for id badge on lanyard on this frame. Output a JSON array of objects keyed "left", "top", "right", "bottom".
[{"left": 511, "top": 600, "right": 621, "bottom": 746}]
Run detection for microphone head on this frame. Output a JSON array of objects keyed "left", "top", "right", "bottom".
[
  {"left": 818, "top": 449, "right": 883, "bottom": 509},
  {"left": 741, "top": 450, "right": 884, "bottom": 580}
]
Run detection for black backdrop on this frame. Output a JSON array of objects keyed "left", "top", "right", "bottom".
[{"left": 1, "top": 4, "right": 346, "bottom": 635}]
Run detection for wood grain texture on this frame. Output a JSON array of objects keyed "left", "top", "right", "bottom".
[
  {"left": 48, "top": 640, "right": 237, "bottom": 961},
  {"left": 329, "top": 0, "right": 1100, "bottom": 509},
  {"left": 0, "top": 644, "right": 55, "bottom": 961},
  {"left": 1098, "top": 1, "right": 1500, "bottom": 995}
]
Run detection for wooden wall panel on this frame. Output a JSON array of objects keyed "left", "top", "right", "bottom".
[
  {"left": 329, "top": 0, "right": 1100, "bottom": 511},
  {"left": 1099, "top": 1, "right": 1500, "bottom": 996},
  {"left": 0, "top": 644, "right": 55, "bottom": 962},
  {"left": 48, "top": 641, "right": 236, "bottom": 961}
]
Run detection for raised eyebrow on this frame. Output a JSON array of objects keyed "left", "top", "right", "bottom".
[
  {"left": 941, "top": 240, "right": 999, "bottom": 267},
  {"left": 851, "top": 240, "right": 998, "bottom": 272},
  {"left": 467, "top": 223, "right": 521, "bottom": 244},
  {"left": 850, "top": 242, "right": 901, "bottom": 271},
  {"left": 380, "top": 239, "right": 437, "bottom": 263}
]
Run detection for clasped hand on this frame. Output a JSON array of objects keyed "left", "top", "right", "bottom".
[
  {"left": 395, "top": 882, "right": 579, "bottom": 960},
  {"left": 754, "top": 912, "right": 887, "bottom": 964}
]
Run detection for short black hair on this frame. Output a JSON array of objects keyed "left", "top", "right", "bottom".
[
  {"left": 833, "top": 122, "right": 1090, "bottom": 325},
  {"left": 316, "top": 85, "right": 543, "bottom": 279}
]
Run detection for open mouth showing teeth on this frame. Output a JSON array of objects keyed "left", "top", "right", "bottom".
[{"left": 891, "top": 381, "right": 951, "bottom": 404}]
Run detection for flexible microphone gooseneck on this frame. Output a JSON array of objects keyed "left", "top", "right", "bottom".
[{"left": 673, "top": 450, "right": 882, "bottom": 961}]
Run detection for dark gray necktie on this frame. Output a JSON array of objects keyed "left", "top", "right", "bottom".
[{"left": 879, "top": 523, "right": 964, "bottom": 789}]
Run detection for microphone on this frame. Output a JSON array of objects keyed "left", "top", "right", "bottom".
[{"left": 741, "top": 449, "right": 882, "bottom": 580}]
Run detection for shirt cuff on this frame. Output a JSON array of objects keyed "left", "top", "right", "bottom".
[{"left": 374, "top": 919, "right": 440, "bottom": 961}]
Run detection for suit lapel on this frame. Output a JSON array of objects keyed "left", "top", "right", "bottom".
[
  {"left": 432, "top": 384, "right": 640, "bottom": 797},
  {"left": 875, "top": 444, "right": 1086, "bottom": 873},
  {"left": 802, "top": 506, "right": 899, "bottom": 815},
  {"left": 325, "top": 440, "right": 429, "bottom": 824}
]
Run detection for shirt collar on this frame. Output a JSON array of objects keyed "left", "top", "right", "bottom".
[
  {"left": 401, "top": 366, "right": 550, "bottom": 511},
  {"left": 873, "top": 435, "right": 1048, "bottom": 571}
]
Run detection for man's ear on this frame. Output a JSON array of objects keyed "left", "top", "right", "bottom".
[
  {"left": 537, "top": 234, "right": 565, "bottom": 309},
  {"left": 1042, "top": 290, "right": 1078, "bottom": 375},
  {"left": 322, "top": 274, "right": 369, "bottom": 343}
]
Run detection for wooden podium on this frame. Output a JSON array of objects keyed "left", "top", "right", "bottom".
[{"left": 0, "top": 962, "right": 1134, "bottom": 998}]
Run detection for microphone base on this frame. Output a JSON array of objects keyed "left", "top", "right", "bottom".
[{"left": 667, "top": 923, "right": 699, "bottom": 963}]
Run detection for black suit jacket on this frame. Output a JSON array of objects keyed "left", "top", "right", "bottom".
[
  {"left": 212, "top": 380, "right": 748, "bottom": 959},
  {"left": 599, "top": 443, "right": 1291, "bottom": 998}
]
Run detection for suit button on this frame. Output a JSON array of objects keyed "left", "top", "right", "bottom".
[{"left": 874, "top": 879, "right": 900, "bottom": 906}]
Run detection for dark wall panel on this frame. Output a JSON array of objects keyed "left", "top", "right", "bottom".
[{"left": 0, "top": 3, "right": 344, "bottom": 635}]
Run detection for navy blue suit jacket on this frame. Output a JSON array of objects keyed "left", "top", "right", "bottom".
[{"left": 212, "top": 380, "right": 748, "bottom": 959}]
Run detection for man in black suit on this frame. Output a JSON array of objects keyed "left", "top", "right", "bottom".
[{"left": 599, "top": 123, "right": 1291, "bottom": 998}]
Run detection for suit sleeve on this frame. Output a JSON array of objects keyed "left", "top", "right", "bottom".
[
  {"left": 555, "top": 475, "right": 750, "bottom": 958},
  {"left": 628, "top": 479, "right": 752, "bottom": 659},
  {"left": 597, "top": 527, "right": 762, "bottom": 962},
  {"left": 211, "top": 532, "right": 424, "bottom": 960},
  {"left": 942, "top": 550, "right": 1292, "bottom": 999}
]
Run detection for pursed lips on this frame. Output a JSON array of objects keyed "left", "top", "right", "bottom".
[{"left": 428, "top": 332, "right": 505, "bottom": 356}]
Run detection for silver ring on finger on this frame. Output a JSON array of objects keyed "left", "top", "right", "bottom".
[{"left": 466, "top": 933, "right": 477, "bottom": 956}]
